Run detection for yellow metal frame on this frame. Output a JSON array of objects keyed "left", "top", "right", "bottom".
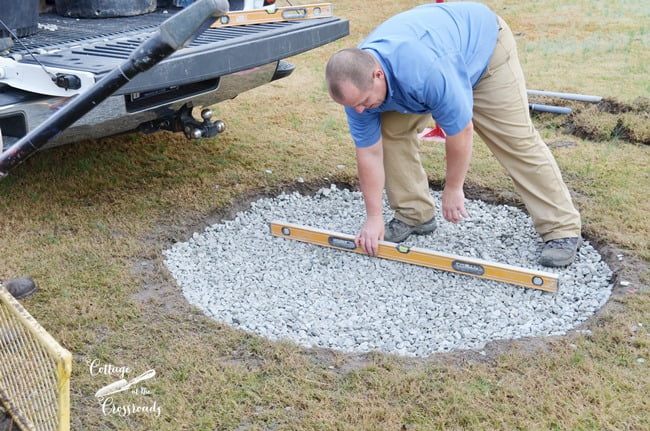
[
  {"left": 0, "top": 285, "right": 71, "bottom": 431},
  {"left": 211, "top": 3, "right": 333, "bottom": 27},
  {"left": 270, "top": 221, "right": 559, "bottom": 292}
]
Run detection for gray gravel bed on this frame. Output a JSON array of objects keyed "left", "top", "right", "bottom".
[{"left": 163, "top": 186, "right": 612, "bottom": 357}]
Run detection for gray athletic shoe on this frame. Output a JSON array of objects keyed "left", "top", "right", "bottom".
[
  {"left": 384, "top": 216, "right": 437, "bottom": 243},
  {"left": 539, "top": 237, "right": 582, "bottom": 267}
]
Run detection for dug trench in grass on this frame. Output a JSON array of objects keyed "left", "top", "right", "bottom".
[{"left": 565, "top": 97, "right": 650, "bottom": 145}]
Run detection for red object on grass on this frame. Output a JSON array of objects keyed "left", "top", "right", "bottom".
[{"left": 418, "top": 124, "right": 446, "bottom": 142}]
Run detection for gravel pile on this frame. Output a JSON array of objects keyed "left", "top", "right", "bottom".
[{"left": 163, "top": 186, "right": 612, "bottom": 357}]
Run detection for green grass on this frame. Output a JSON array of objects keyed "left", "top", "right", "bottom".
[{"left": 1, "top": 0, "right": 649, "bottom": 429}]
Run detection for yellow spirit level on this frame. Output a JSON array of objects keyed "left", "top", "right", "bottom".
[
  {"left": 270, "top": 221, "right": 559, "bottom": 292},
  {"left": 211, "top": 3, "right": 333, "bottom": 27}
]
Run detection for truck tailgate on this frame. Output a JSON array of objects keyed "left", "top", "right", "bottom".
[{"left": 9, "top": 9, "right": 349, "bottom": 94}]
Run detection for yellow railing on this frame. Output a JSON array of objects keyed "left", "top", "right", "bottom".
[{"left": 0, "top": 285, "right": 71, "bottom": 431}]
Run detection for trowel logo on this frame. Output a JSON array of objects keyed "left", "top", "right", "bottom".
[
  {"left": 88, "top": 359, "right": 162, "bottom": 418},
  {"left": 95, "top": 369, "right": 156, "bottom": 397}
]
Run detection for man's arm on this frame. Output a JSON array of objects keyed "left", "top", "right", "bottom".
[
  {"left": 355, "top": 138, "right": 385, "bottom": 256},
  {"left": 442, "top": 120, "right": 473, "bottom": 223}
]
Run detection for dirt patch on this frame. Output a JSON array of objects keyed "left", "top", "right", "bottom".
[
  {"left": 531, "top": 96, "right": 650, "bottom": 145},
  {"left": 128, "top": 180, "right": 649, "bottom": 371}
]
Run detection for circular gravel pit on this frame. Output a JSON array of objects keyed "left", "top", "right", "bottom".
[{"left": 164, "top": 186, "right": 613, "bottom": 357}]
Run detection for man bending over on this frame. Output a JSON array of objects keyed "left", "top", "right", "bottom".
[{"left": 325, "top": 1, "right": 582, "bottom": 267}]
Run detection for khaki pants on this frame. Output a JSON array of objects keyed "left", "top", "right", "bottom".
[{"left": 380, "top": 16, "right": 581, "bottom": 241}]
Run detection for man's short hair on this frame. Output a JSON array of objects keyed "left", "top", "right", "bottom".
[{"left": 326, "top": 48, "right": 376, "bottom": 101}]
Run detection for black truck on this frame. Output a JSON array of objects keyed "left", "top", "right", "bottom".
[{"left": 0, "top": 0, "right": 348, "bottom": 176}]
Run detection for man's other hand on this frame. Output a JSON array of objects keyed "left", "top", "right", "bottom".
[{"left": 442, "top": 187, "right": 468, "bottom": 223}]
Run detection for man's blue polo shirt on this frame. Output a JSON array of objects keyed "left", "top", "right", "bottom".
[{"left": 345, "top": 2, "right": 499, "bottom": 147}]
